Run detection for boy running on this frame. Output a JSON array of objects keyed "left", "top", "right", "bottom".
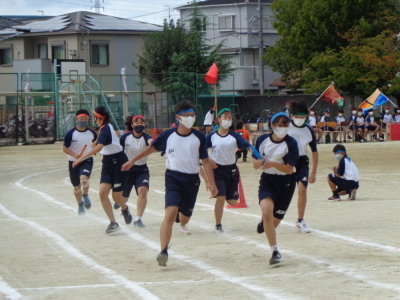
[
  {"left": 287, "top": 101, "right": 318, "bottom": 233},
  {"left": 207, "top": 108, "right": 251, "bottom": 232},
  {"left": 63, "top": 109, "right": 96, "bottom": 215},
  {"left": 328, "top": 144, "right": 359, "bottom": 201},
  {"left": 254, "top": 112, "right": 299, "bottom": 265},
  {"left": 120, "top": 115, "right": 153, "bottom": 228},
  {"left": 122, "top": 100, "right": 218, "bottom": 267}
]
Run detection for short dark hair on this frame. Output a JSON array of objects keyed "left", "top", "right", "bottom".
[
  {"left": 290, "top": 100, "right": 308, "bottom": 115},
  {"left": 94, "top": 106, "right": 110, "bottom": 125},
  {"left": 333, "top": 144, "right": 346, "bottom": 153},
  {"left": 76, "top": 109, "right": 90, "bottom": 117},
  {"left": 236, "top": 120, "right": 244, "bottom": 130},
  {"left": 175, "top": 100, "right": 195, "bottom": 114},
  {"left": 357, "top": 108, "right": 363, "bottom": 112},
  {"left": 338, "top": 109, "right": 344, "bottom": 113}
]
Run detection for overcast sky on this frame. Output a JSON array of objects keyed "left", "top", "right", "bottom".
[{"left": 0, "top": 0, "right": 190, "bottom": 25}]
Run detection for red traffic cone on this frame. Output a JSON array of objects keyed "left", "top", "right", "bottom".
[
  {"left": 204, "top": 62, "right": 219, "bottom": 85},
  {"left": 227, "top": 174, "right": 248, "bottom": 209}
]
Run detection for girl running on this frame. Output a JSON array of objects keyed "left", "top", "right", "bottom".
[
  {"left": 63, "top": 109, "right": 97, "bottom": 215},
  {"left": 73, "top": 106, "right": 132, "bottom": 234},
  {"left": 254, "top": 112, "right": 299, "bottom": 265},
  {"left": 120, "top": 115, "right": 153, "bottom": 228}
]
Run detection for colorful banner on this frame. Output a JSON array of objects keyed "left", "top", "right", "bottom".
[
  {"left": 320, "top": 84, "right": 344, "bottom": 107},
  {"left": 359, "top": 89, "right": 389, "bottom": 113}
]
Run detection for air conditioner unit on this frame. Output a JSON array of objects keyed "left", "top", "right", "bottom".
[{"left": 252, "top": 79, "right": 259, "bottom": 85}]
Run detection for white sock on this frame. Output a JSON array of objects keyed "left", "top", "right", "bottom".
[
  {"left": 135, "top": 216, "right": 141, "bottom": 222},
  {"left": 270, "top": 245, "right": 278, "bottom": 252}
]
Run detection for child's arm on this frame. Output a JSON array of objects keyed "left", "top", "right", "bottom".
[
  {"left": 199, "top": 166, "right": 211, "bottom": 191},
  {"left": 121, "top": 145, "right": 158, "bottom": 171},
  {"left": 261, "top": 161, "right": 295, "bottom": 174},
  {"left": 72, "top": 144, "right": 104, "bottom": 167},
  {"left": 201, "top": 158, "right": 218, "bottom": 198},
  {"left": 309, "top": 151, "right": 318, "bottom": 183},
  {"left": 62, "top": 146, "right": 79, "bottom": 159}
]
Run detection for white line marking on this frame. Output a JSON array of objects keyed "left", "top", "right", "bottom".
[
  {"left": 0, "top": 203, "right": 159, "bottom": 300},
  {"left": 0, "top": 275, "right": 22, "bottom": 300}
]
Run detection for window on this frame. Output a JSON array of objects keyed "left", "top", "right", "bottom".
[
  {"left": 37, "top": 44, "right": 48, "bottom": 58},
  {"left": 0, "top": 48, "right": 12, "bottom": 65},
  {"left": 218, "top": 15, "right": 235, "bottom": 31},
  {"left": 251, "top": 16, "right": 277, "bottom": 33},
  {"left": 52, "top": 45, "right": 65, "bottom": 60},
  {"left": 91, "top": 44, "right": 109, "bottom": 65}
]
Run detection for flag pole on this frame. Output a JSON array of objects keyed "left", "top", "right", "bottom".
[
  {"left": 214, "top": 84, "right": 218, "bottom": 114},
  {"left": 309, "top": 82, "right": 334, "bottom": 110}
]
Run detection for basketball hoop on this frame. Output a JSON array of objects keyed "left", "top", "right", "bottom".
[{"left": 71, "top": 79, "right": 77, "bottom": 84}]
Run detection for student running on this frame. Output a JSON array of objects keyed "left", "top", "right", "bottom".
[
  {"left": 122, "top": 100, "right": 218, "bottom": 267},
  {"left": 120, "top": 115, "right": 153, "bottom": 228},
  {"left": 63, "top": 109, "right": 97, "bottom": 215},
  {"left": 207, "top": 108, "right": 251, "bottom": 232},
  {"left": 73, "top": 106, "right": 132, "bottom": 234},
  {"left": 288, "top": 101, "right": 318, "bottom": 233},
  {"left": 254, "top": 112, "right": 299, "bottom": 265}
]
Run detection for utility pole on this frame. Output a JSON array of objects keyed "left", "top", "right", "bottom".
[
  {"left": 258, "top": 0, "right": 264, "bottom": 95},
  {"left": 92, "top": 0, "right": 104, "bottom": 14},
  {"left": 165, "top": 5, "right": 171, "bottom": 21}
]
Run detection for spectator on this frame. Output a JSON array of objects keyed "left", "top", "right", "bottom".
[
  {"left": 333, "top": 109, "right": 347, "bottom": 143},
  {"left": 365, "top": 109, "right": 384, "bottom": 141},
  {"left": 354, "top": 109, "right": 368, "bottom": 142},
  {"left": 308, "top": 108, "right": 323, "bottom": 142},
  {"left": 235, "top": 120, "right": 250, "bottom": 162},
  {"left": 393, "top": 107, "right": 400, "bottom": 123}
]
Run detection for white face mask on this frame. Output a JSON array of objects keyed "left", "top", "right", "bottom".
[
  {"left": 273, "top": 127, "right": 289, "bottom": 138},
  {"left": 385, "top": 110, "right": 390, "bottom": 113},
  {"left": 179, "top": 116, "right": 196, "bottom": 129},
  {"left": 352, "top": 111, "right": 357, "bottom": 115},
  {"left": 310, "top": 111, "right": 315, "bottom": 115},
  {"left": 335, "top": 154, "right": 343, "bottom": 161},
  {"left": 368, "top": 112, "right": 373, "bottom": 116},
  {"left": 338, "top": 114, "right": 343, "bottom": 117},
  {"left": 293, "top": 118, "right": 305, "bottom": 127},
  {"left": 358, "top": 112, "right": 362, "bottom": 116},
  {"left": 397, "top": 110, "right": 400, "bottom": 114},
  {"left": 221, "top": 120, "right": 232, "bottom": 129}
]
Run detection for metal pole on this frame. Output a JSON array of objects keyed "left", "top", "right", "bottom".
[
  {"left": 309, "top": 82, "right": 334, "bottom": 110},
  {"left": 258, "top": 0, "right": 264, "bottom": 95}
]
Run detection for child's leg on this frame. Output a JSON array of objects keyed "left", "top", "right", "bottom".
[
  {"left": 80, "top": 175, "right": 90, "bottom": 195},
  {"left": 327, "top": 175, "right": 337, "bottom": 192},
  {"left": 297, "top": 181, "right": 307, "bottom": 220},
  {"left": 99, "top": 183, "right": 116, "bottom": 222},
  {"left": 136, "top": 186, "right": 148, "bottom": 218},
  {"left": 214, "top": 196, "right": 226, "bottom": 225},
  {"left": 160, "top": 206, "right": 179, "bottom": 250},
  {"left": 260, "top": 197, "right": 279, "bottom": 246},
  {"left": 112, "top": 191, "right": 127, "bottom": 210}
]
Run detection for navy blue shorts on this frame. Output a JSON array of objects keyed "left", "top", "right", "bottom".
[
  {"left": 328, "top": 174, "right": 359, "bottom": 192},
  {"left": 69, "top": 158, "right": 93, "bottom": 187},
  {"left": 165, "top": 169, "right": 200, "bottom": 217},
  {"left": 214, "top": 164, "right": 239, "bottom": 200},
  {"left": 355, "top": 126, "right": 366, "bottom": 131},
  {"left": 100, "top": 151, "right": 128, "bottom": 192},
  {"left": 348, "top": 125, "right": 354, "bottom": 130},
  {"left": 122, "top": 165, "right": 150, "bottom": 198},
  {"left": 295, "top": 156, "right": 309, "bottom": 188},
  {"left": 258, "top": 173, "right": 296, "bottom": 220},
  {"left": 366, "top": 125, "right": 377, "bottom": 131}
]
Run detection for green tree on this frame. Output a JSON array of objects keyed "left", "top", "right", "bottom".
[
  {"left": 136, "top": 3, "right": 233, "bottom": 103},
  {"left": 264, "top": 0, "right": 400, "bottom": 103}
]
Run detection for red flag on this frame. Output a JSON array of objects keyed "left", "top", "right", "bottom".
[
  {"left": 320, "top": 84, "right": 344, "bottom": 107},
  {"left": 204, "top": 63, "right": 218, "bottom": 84}
]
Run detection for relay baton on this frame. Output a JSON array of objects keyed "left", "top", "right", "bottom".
[
  {"left": 249, "top": 145, "right": 263, "bottom": 160},
  {"left": 78, "top": 145, "right": 87, "bottom": 156}
]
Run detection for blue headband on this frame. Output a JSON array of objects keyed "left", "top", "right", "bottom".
[
  {"left": 334, "top": 150, "right": 345, "bottom": 153},
  {"left": 177, "top": 108, "right": 195, "bottom": 115},
  {"left": 271, "top": 112, "right": 289, "bottom": 123}
]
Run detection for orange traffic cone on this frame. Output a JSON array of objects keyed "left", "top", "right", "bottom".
[
  {"left": 227, "top": 174, "right": 248, "bottom": 209},
  {"left": 152, "top": 128, "right": 157, "bottom": 140}
]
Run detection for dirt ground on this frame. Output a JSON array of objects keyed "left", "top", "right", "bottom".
[{"left": 0, "top": 140, "right": 399, "bottom": 300}]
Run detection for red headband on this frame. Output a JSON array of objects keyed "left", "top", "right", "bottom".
[
  {"left": 93, "top": 111, "right": 105, "bottom": 119},
  {"left": 76, "top": 113, "right": 89, "bottom": 118},
  {"left": 132, "top": 115, "right": 145, "bottom": 122}
]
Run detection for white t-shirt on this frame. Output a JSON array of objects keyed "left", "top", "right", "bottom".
[{"left": 204, "top": 110, "right": 215, "bottom": 126}]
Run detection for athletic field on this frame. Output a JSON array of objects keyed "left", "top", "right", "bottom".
[{"left": 0, "top": 141, "right": 399, "bottom": 299}]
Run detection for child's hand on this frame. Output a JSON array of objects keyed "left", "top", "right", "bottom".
[{"left": 333, "top": 166, "right": 338, "bottom": 172}]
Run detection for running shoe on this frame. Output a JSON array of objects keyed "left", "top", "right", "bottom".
[
  {"left": 105, "top": 222, "right": 120, "bottom": 234},
  {"left": 378, "top": 136, "right": 384, "bottom": 142},
  {"left": 215, "top": 224, "right": 223, "bottom": 232},
  {"left": 133, "top": 219, "right": 146, "bottom": 228},
  {"left": 157, "top": 250, "right": 168, "bottom": 267},
  {"left": 257, "top": 219, "right": 264, "bottom": 234},
  {"left": 269, "top": 251, "right": 283, "bottom": 265},
  {"left": 328, "top": 195, "right": 341, "bottom": 201},
  {"left": 78, "top": 202, "right": 85, "bottom": 215},
  {"left": 113, "top": 202, "right": 120, "bottom": 209},
  {"left": 349, "top": 189, "right": 357, "bottom": 200},
  {"left": 121, "top": 206, "right": 132, "bottom": 225},
  {"left": 296, "top": 220, "right": 311, "bottom": 233},
  {"left": 83, "top": 196, "right": 91, "bottom": 209},
  {"left": 179, "top": 225, "right": 191, "bottom": 235}
]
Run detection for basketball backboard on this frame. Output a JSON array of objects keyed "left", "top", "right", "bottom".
[{"left": 60, "top": 61, "right": 87, "bottom": 83}]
